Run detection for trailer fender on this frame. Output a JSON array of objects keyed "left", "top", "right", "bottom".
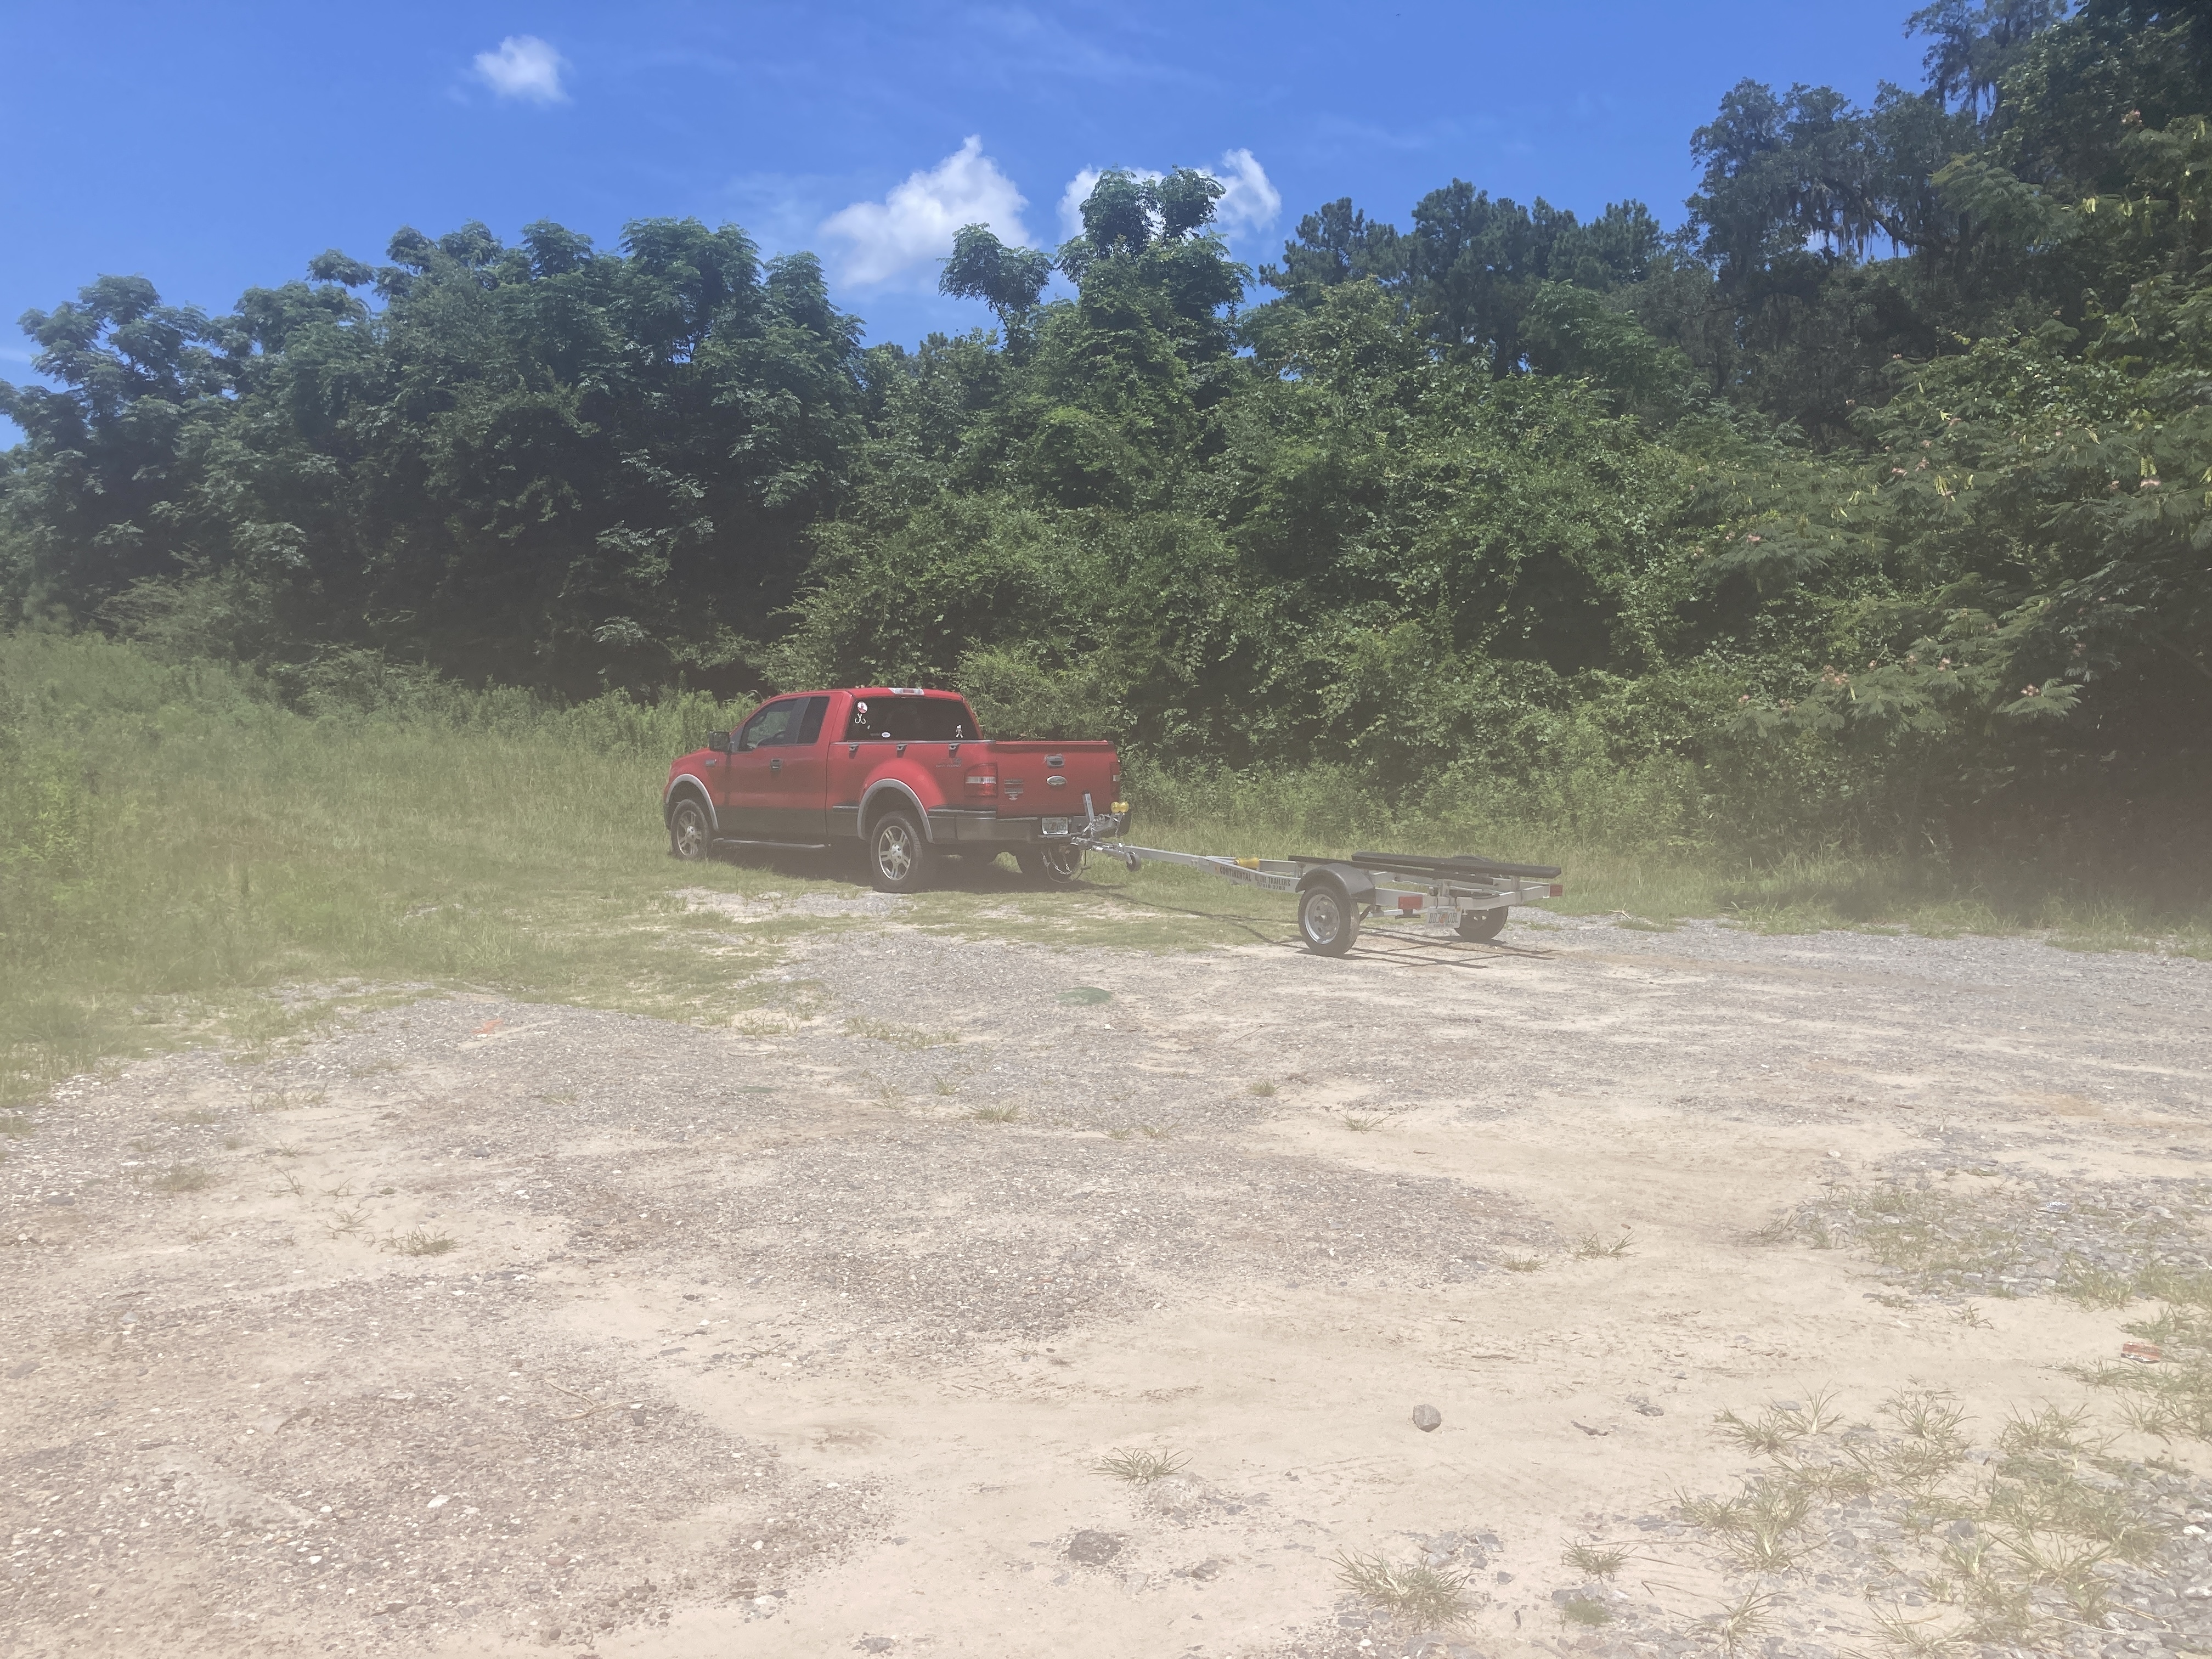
[{"left": 1294, "top": 863, "right": 1377, "bottom": 909}]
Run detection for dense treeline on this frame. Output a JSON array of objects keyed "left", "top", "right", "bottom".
[{"left": 3, "top": 0, "right": 2208, "bottom": 872}]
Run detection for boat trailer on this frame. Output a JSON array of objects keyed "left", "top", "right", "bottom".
[{"left": 1062, "top": 804, "right": 1563, "bottom": 957}]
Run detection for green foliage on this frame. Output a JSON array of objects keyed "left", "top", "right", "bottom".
[{"left": 3, "top": 5, "right": 2209, "bottom": 886}]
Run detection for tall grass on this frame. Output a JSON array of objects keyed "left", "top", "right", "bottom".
[
  {"left": 1122, "top": 755, "right": 2212, "bottom": 946},
  {"left": 0, "top": 633, "right": 800, "bottom": 1104}
]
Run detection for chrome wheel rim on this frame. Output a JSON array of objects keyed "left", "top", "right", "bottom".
[
  {"left": 1304, "top": 890, "right": 1342, "bottom": 945},
  {"left": 876, "top": 822, "right": 914, "bottom": 882},
  {"left": 673, "top": 807, "right": 706, "bottom": 859}
]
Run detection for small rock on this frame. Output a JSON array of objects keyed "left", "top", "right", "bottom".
[
  {"left": 856, "top": 1640, "right": 896, "bottom": 1655},
  {"left": 1067, "top": 1530, "right": 1121, "bottom": 1565},
  {"left": 1413, "top": 1404, "right": 1442, "bottom": 1432},
  {"left": 7, "top": 1360, "right": 39, "bottom": 1379},
  {"left": 1626, "top": 1395, "right": 1664, "bottom": 1417}
]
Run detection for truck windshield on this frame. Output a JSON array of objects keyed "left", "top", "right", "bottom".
[{"left": 847, "top": 697, "right": 978, "bottom": 742}]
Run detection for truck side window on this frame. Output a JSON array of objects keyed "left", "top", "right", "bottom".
[
  {"left": 737, "top": 699, "right": 797, "bottom": 752},
  {"left": 794, "top": 695, "right": 830, "bottom": 744}
]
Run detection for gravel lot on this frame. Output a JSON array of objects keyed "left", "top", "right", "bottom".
[{"left": 4, "top": 903, "right": 2210, "bottom": 1658}]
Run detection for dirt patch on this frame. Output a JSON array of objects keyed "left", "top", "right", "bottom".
[{"left": 4, "top": 912, "right": 2210, "bottom": 1656}]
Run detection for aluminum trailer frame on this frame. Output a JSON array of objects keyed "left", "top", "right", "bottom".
[{"left": 1058, "top": 795, "right": 1564, "bottom": 957}]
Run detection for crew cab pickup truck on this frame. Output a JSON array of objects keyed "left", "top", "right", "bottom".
[{"left": 663, "top": 687, "right": 1126, "bottom": 893}]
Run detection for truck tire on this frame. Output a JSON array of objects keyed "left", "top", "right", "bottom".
[
  {"left": 1457, "top": 907, "right": 1508, "bottom": 943},
  {"left": 1298, "top": 883, "right": 1360, "bottom": 957},
  {"left": 867, "top": 810, "right": 933, "bottom": 894},
  {"left": 1017, "top": 844, "right": 1083, "bottom": 886},
  {"left": 668, "top": 797, "right": 711, "bottom": 862}
]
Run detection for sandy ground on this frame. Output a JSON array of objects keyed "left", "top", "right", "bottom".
[{"left": 5, "top": 906, "right": 2212, "bottom": 1659}]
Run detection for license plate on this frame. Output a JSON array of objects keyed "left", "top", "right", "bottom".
[{"left": 1041, "top": 817, "right": 1070, "bottom": 836}]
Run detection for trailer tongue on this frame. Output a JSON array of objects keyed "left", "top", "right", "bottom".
[{"left": 1067, "top": 808, "right": 1563, "bottom": 957}]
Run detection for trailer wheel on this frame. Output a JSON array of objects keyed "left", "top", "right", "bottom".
[
  {"left": 1017, "top": 845, "right": 1083, "bottom": 886},
  {"left": 1299, "top": 884, "right": 1360, "bottom": 956},
  {"left": 668, "top": 797, "right": 710, "bottom": 862},
  {"left": 1457, "top": 907, "right": 1508, "bottom": 943},
  {"left": 867, "top": 810, "right": 933, "bottom": 894}
]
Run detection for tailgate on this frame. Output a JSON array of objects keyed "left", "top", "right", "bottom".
[{"left": 985, "top": 741, "right": 1119, "bottom": 814}]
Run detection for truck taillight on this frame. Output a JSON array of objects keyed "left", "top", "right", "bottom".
[
  {"left": 963, "top": 764, "right": 999, "bottom": 799},
  {"left": 1549, "top": 884, "right": 1565, "bottom": 898}
]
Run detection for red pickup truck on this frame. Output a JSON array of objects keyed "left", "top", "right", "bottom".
[{"left": 663, "top": 687, "right": 1126, "bottom": 892}]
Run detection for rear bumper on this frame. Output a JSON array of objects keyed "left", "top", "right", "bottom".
[{"left": 931, "top": 809, "right": 1131, "bottom": 844}]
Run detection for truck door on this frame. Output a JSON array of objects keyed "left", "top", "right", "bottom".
[
  {"left": 723, "top": 697, "right": 800, "bottom": 837},
  {"left": 754, "top": 695, "right": 831, "bottom": 841}
]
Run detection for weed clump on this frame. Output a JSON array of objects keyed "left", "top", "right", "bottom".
[
  {"left": 1333, "top": 1550, "right": 1471, "bottom": 1626},
  {"left": 388, "top": 1228, "right": 458, "bottom": 1256},
  {"left": 1561, "top": 1541, "right": 1628, "bottom": 1577},
  {"left": 1095, "top": 1447, "right": 1188, "bottom": 1483}
]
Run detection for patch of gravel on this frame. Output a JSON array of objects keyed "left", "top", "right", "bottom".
[
  {"left": 675, "top": 885, "right": 911, "bottom": 921},
  {"left": 1, "top": 1270, "right": 877, "bottom": 1652}
]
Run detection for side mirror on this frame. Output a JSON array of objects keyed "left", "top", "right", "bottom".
[{"left": 707, "top": 731, "right": 732, "bottom": 754}]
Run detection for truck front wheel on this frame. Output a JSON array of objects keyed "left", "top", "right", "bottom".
[
  {"left": 668, "top": 798, "right": 710, "bottom": 862},
  {"left": 867, "top": 810, "right": 933, "bottom": 894},
  {"left": 1457, "top": 907, "right": 1508, "bottom": 943},
  {"left": 1298, "top": 884, "right": 1360, "bottom": 957}
]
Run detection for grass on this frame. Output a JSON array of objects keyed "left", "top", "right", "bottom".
[
  {"left": 5, "top": 630, "right": 2207, "bottom": 1112},
  {"left": 1572, "top": 1228, "right": 1635, "bottom": 1258},
  {"left": 149, "top": 1162, "right": 211, "bottom": 1192},
  {"left": 1664, "top": 1383, "right": 2174, "bottom": 1654},
  {"left": 1500, "top": 1254, "right": 1545, "bottom": 1272},
  {"left": 0, "top": 634, "right": 855, "bottom": 1102},
  {"left": 1116, "top": 760, "right": 2212, "bottom": 952},
  {"left": 842, "top": 1016, "right": 958, "bottom": 1049},
  {"left": 388, "top": 1227, "right": 458, "bottom": 1256},
  {"left": 1562, "top": 1541, "right": 1630, "bottom": 1577},
  {"left": 1094, "top": 1447, "right": 1188, "bottom": 1483},
  {"left": 1247, "top": 1080, "right": 1277, "bottom": 1097},
  {"left": 968, "top": 1104, "right": 1021, "bottom": 1124},
  {"left": 1331, "top": 1551, "right": 1471, "bottom": 1627}
]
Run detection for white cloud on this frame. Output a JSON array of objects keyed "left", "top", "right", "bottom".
[
  {"left": 473, "top": 36, "right": 568, "bottom": 105},
  {"left": 1055, "top": 149, "right": 1280, "bottom": 242},
  {"left": 1211, "top": 148, "right": 1282, "bottom": 236},
  {"left": 819, "top": 137, "right": 1034, "bottom": 287}
]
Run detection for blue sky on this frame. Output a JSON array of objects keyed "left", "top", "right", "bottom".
[{"left": 2, "top": 1, "right": 1931, "bottom": 416}]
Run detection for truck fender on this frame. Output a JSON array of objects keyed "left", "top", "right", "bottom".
[
  {"left": 1294, "top": 863, "right": 1377, "bottom": 908},
  {"left": 664, "top": 774, "right": 718, "bottom": 832},
  {"left": 859, "top": 780, "right": 933, "bottom": 841}
]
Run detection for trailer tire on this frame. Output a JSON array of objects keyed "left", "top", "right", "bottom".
[
  {"left": 668, "top": 797, "right": 712, "bottom": 862},
  {"left": 1457, "top": 907, "right": 1508, "bottom": 943},
  {"left": 866, "top": 809, "right": 933, "bottom": 894},
  {"left": 1298, "top": 883, "right": 1360, "bottom": 957},
  {"left": 1017, "top": 845, "right": 1083, "bottom": 886}
]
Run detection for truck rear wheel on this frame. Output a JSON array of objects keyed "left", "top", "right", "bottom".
[
  {"left": 1017, "top": 844, "right": 1083, "bottom": 886},
  {"left": 1457, "top": 907, "right": 1508, "bottom": 943},
  {"left": 668, "top": 797, "right": 710, "bottom": 862},
  {"left": 1299, "top": 884, "right": 1360, "bottom": 957},
  {"left": 867, "top": 810, "right": 933, "bottom": 894}
]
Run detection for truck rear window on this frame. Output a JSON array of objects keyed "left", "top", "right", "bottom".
[{"left": 847, "top": 696, "right": 978, "bottom": 742}]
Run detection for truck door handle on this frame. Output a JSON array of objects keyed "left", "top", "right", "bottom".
[{"left": 769, "top": 758, "right": 781, "bottom": 773}]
